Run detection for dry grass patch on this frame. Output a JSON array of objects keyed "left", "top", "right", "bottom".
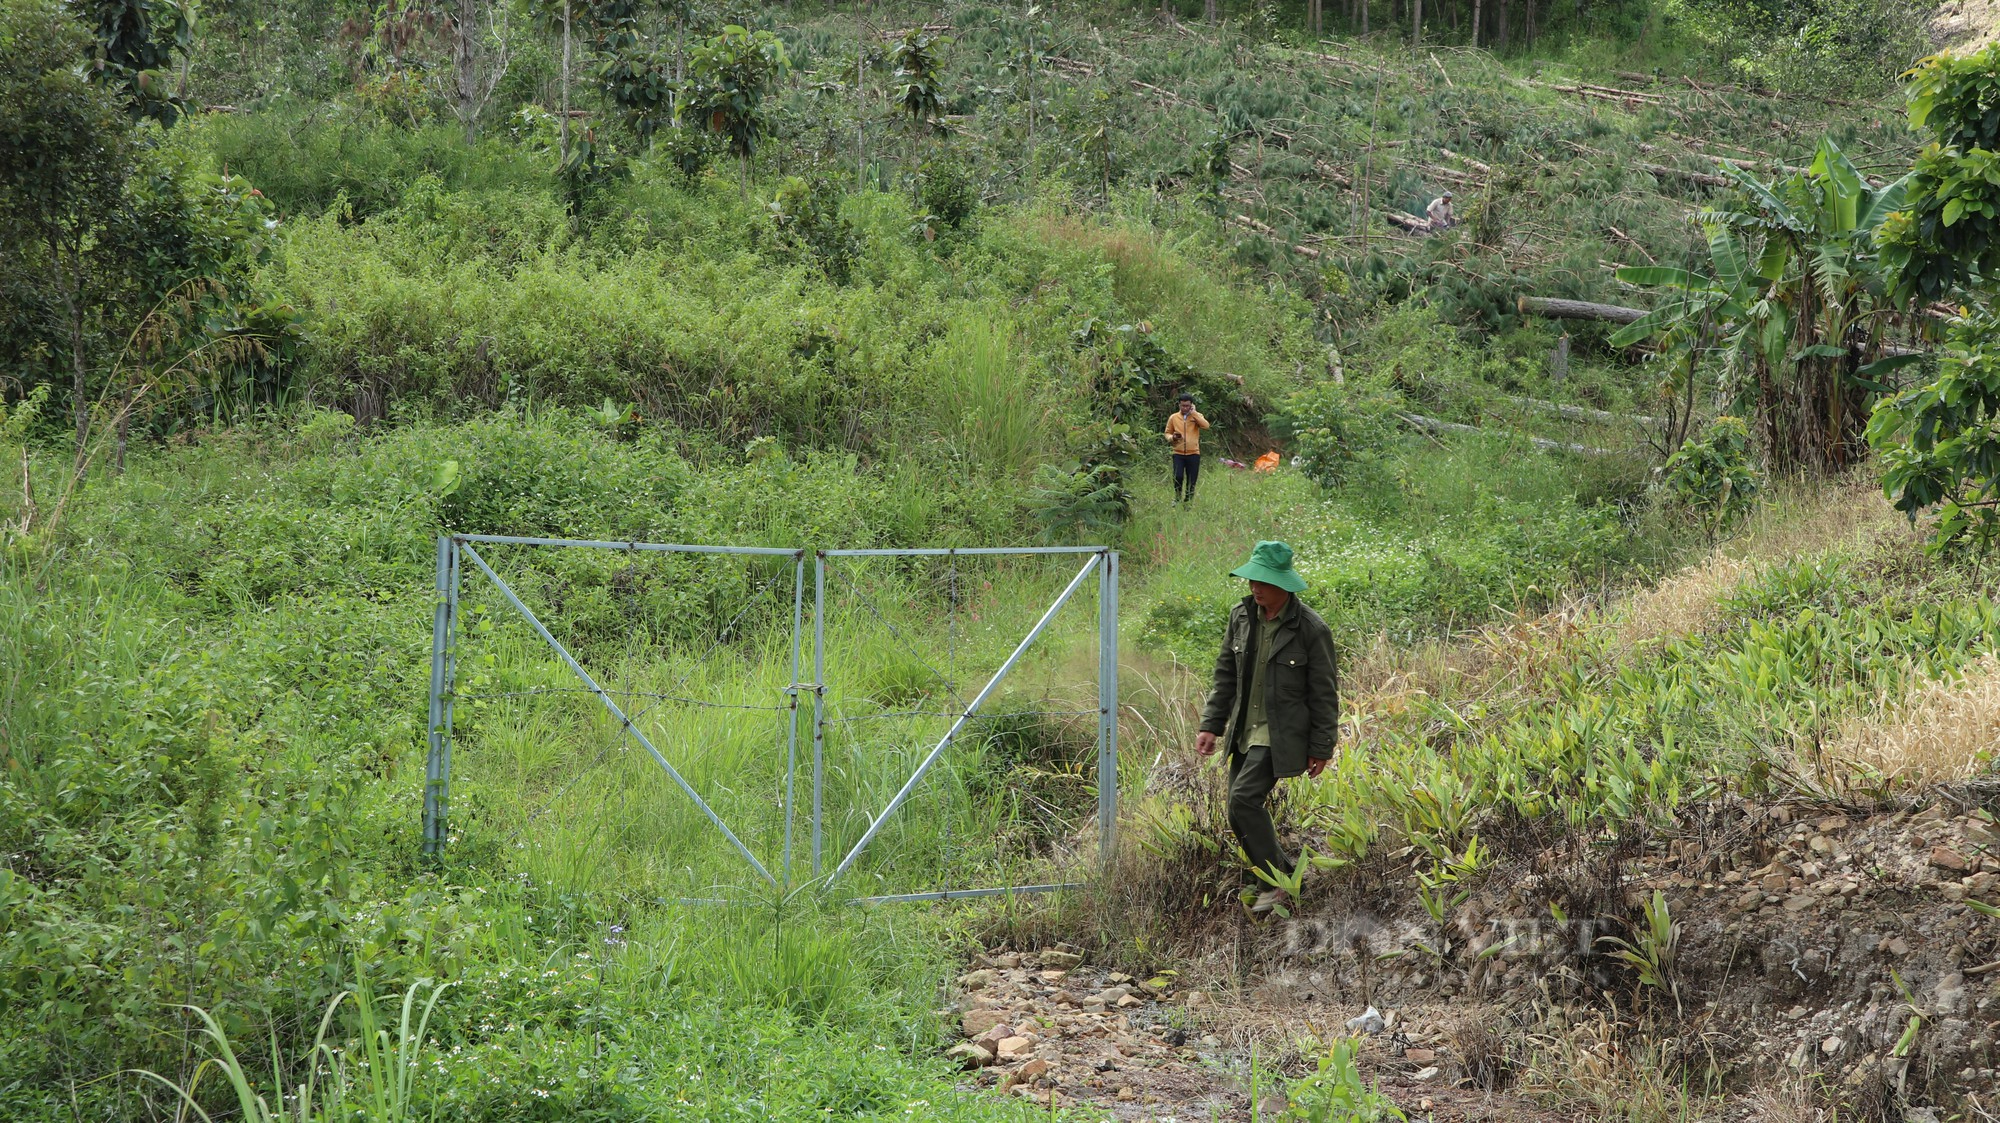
[
  {"left": 1817, "top": 652, "right": 2000, "bottom": 786},
  {"left": 1610, "top": 476, "right": 1912, "bottom": 652}
]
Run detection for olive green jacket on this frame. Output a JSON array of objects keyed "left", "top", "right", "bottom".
[{"left": 1198, "top": 594, "right": 1340, "bottom": 778}]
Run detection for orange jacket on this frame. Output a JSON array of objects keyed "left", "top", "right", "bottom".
[{"left": 1165, "top": 409, "right": 1210, "bottom": 455}]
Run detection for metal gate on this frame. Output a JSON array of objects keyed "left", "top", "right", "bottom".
[{"left": 423, "top": 535, "right": 1117, "bottom": 904}]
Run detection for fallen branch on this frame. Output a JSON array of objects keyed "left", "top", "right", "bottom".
[
  {"left": 1399, "top": 412, "right": 1624, "bottom": 456},
  {"left": 1386, "top": 211, "right": 1433, "bottom": 234},
  {"left": 1129, "top": 78, "right": 1201, "bottom": 110},
  {"left": 1606, "top": 225, "right": 1655, "bottom": 264},
  {"left": 1516, "top": 295, "right": 1645, "bottom": 324}
]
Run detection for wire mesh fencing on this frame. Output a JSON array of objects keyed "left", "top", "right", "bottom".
[{"left": 425, "top": 535, "right": 1117, "bottom": 905}]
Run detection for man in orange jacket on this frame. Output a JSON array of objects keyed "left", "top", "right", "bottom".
[{"left": 1164, "top": 393, "right": 1209, "bottom": 504}]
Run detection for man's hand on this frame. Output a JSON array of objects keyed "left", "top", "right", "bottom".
[
  {"left": 1196, "top": 731, "right": 1218, "bottom": 757},
  {"left": 1305, "top": 755, "right": 1330, "bottom": 779}
]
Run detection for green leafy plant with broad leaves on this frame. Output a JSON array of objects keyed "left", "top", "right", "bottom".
[
  {"left": 918, "top": 155, "right": 978, "bottom": 232},
  {"left": 768, "top": 175, "right": 860, "bottom": 283},
  {"left": 1611, "top": 138, "right": 1909, "bottom": 474},
  {"left": 1282, "top": 1036, "right": 1407, "bottom": 1121},
  {"left": 889, "top": 29, "right": 950, "bottom": 136},
  {"left": 1877, "top": 44, "right": 2000, "bottom": 304},
  {"left": 1279, "top": 379, "right": 1400, "bottom": 489},
  {"left": 79, "top": 0, "right": 196, "bottom": 126},
  {"left": 681, "top": 25, "right": 789, "bottom": 190},
  {"left": 1869, "top": 46, "right": 2000, "bottom": 551},
  {"left": 1661, "top": 415, "right": 1759, "bottom": 532}
]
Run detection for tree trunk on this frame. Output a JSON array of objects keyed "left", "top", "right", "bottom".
[
  {"left": 856, "top": 13, "right": 867, "bottom": 190},
  {"left": 558, "top": 0, "right": 571, "bottom": 163},
  {"left": 1496, "top": 0, "right": 1509, "bottom": 49},
  {"left": 1361, "top": 0, "right": 1368, "bottom": 34},
  {"left": 455, "top": 0, "right": 477, "bottom": 143},
  {"left": 1205, "top": 0, "right": 1217, "bottom": 22},
  {"left": 1412, "top": 0, "right": 1422, "bottom": 46},
  {"left": 1524, "top": 0, "right": 1537, "bottom": 45},
  {"left": 1471, "top": 0, "right": 1482, "bottom": 46}
]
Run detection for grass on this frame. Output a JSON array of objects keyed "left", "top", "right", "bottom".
[{"left": 1819, "top": 651, "right": 2000, "bottom": 787}]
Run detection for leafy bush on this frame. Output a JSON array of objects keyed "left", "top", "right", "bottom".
[
  {"left": 1661, "top": 415, "right": 1759, "bottom": 529},
  {"left": 919, "top": 155, "right": 979, "bottom": 230},
  {"left": 1278, "top": 379, "right": 1401, "bottom": 489},
  {"left": 768, "top": 174, "right": 860, "bottom": 283}
]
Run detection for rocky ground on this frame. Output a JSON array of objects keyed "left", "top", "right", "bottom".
[{"left": 943, "top": 796, "right": 2000, "bottom": 1120}]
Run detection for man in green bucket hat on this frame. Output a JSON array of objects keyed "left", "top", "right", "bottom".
[{"left": 1196, "top": 540, "right": 1340, "bottom": 917}]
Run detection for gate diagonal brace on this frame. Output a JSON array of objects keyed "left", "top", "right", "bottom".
[
  {"left": 827, "top": 551, "right": 1103, "bottom": 885},
  {"left": 457, "top": 542, "right": 777, "bottom": 886}
]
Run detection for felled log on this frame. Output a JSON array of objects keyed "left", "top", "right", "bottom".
[
  {"left": 1507, "top": 395, "right": 1664, "bottom": 428},
  {"left": 1640, "top": 162, "right": 1732, "bottom": 188},
  {"left": 1439, "top": 147, "right": 1492, "bottom": 174},
  {"left": 1399, "top": 413, "right": 1622, "bottom": 456},
  {"left": 1230, "top": 214, "right": 1322, "bottom": 258},
  {"left": 1516, "top": 295, "right": 1645, "bottom": 324},
  {"left": 1386, "top": 211, "right": 1433, "bottom": 233},
  {"left": 1533, "top": 81, "right": 1665, "bottom": 107}
]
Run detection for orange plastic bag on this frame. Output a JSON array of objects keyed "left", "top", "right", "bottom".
[{"left": 1253, "top": 450, "right": 1281, "bottom": 472}]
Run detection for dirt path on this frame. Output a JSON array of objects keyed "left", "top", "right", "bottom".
[{"left": 947, "top": 948, "right": 1559, "bottom": 1121}]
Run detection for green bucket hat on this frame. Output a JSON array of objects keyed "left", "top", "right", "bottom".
[{"left": 1229, "top": 540, "right": 1307, "bottom": 593}]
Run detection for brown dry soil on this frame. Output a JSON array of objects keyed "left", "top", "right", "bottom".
[{"left": 944, "top": 793, "right": 2000, "bottom": 1120}]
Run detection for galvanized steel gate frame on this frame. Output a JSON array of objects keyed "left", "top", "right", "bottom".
[{"left": 423, "top": 535, "right": 1118, "bottom": 905}]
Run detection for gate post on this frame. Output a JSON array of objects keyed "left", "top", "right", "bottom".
[
  {"left": 1097, "top": 550, "right": 1119, "bottom": 868},
  {"left": 811, "top": 551, "right": 827, "bottom": 877},
  {"left": 423, "top": 535, "right": 457, "bottom": 857}
]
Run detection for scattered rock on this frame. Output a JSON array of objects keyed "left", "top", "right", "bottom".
[
  {"left": 1932, "top": 846, "right": 1973, "bottom": 872},
  {"left": 1346, "top": 1005, "right": 1386, "bottom": 1033},
  {"left": 963, "top": 1010, "right": 1006, "bottom": 1037},
  {"left": 1405, "top": 1048, "right": 1437, "bottom": 1064},
  {"left": 997, "top": 1036, "right": 1033, "bottom": 1059},
  {"left": 1040, "top": 950, "right": 1083, "bottom": 969},
  {"left": 1412, "top": 1066, "right": 1441, "bottom": 1081},
  {"left": 1019, "top": 1057, "right": 1051, "bottom": 1079},
  {"left": 958, "top": 969, "right": 996, "bottom": 989},
  {"left": 1822, "top": 1035, "right": 1844, "bottom": 1056},
  {"left": 947, "top": 1043, "right": 994, "bottom": 1069}
]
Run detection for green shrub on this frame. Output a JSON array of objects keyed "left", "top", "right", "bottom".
[
  {"left": 768, "top": 174, "right": 860, "bottom": 283},
  {"left": 1662, "top": 415, "right": 1759, "bottom": 529}
]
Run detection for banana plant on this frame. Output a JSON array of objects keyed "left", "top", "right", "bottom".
[{"left": 1612, "top": 138, "right": 1911, "bottom": 474}]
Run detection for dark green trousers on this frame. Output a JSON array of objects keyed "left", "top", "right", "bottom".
[{"left": 1227, "top": 744, "right": 1293, "bottom": 885}]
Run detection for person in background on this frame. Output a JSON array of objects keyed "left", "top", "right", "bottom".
[
  {"left": 1164, "top": 392, "right": 1209, "bottom": 504},
  {"left": 1196, "top": 541, "right": 1340, "bottom": 917},
  {"left": 1425, "top": 190, "right": 1455, "bottom": 232}
]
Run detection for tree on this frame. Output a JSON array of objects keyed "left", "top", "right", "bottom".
[
  {"left": 449, "top": 0, "right": 510, "bottom": 143},
  {"left": 1868, "top": 46, "right": 2000, "bottom": 549},
  {"left": 0, "top": 1, "right": 139, "bottom": 457},
  {"left": 681, "top": 24, "right": 788, "bottom": 192},
  {"left": 1611, "top": 139, "right": 1908, "bottom": 474},
  {"left": 76, "top": 0, "right": 194, "bottom": 125},
  {"left": 889, "top": 28, "right": 948, "bottom": 135}
]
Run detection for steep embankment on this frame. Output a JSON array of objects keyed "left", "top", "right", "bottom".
[{"left": 948, "top": 483, "right": 2000, "bottom": 1119}]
